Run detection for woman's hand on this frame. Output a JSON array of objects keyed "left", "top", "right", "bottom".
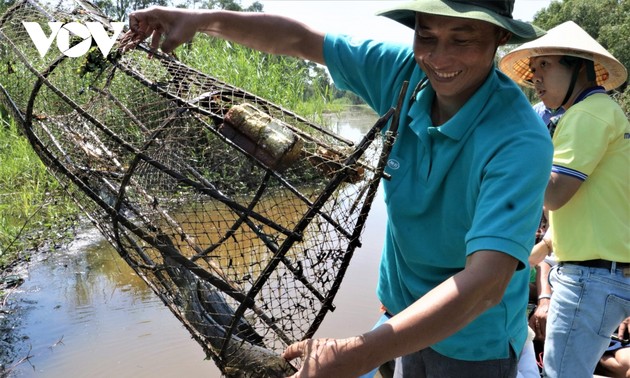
[{"left": 529, "top": 298, "right": 550, "bottom": 340}]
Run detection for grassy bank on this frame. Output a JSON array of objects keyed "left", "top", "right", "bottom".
[
  {"left": 0, "top": 114, "right": 79, "bottom": 271},
  {"left": 0, "top": 39, "right": 349, "bottom": 275},
  {"left": 177, "top": 35, "right": 347, "bottom": 119}
]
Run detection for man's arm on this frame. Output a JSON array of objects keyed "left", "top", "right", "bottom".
[
  {"left": 283, "top": 250, "right": 519, "bottom": 376},
  {"left": 122, "top": 7, "right": 326, "bottom": 64}
]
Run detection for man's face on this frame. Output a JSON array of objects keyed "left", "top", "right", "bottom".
[
  {"left": 529, "top": 55, "right": 573, "bottom": 110},
  {"left": 413, "top": 13, "right": 506, "bottom": 106}
]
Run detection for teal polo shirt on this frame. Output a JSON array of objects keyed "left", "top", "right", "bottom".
[{"left": 324, "top": 34, "right": 553, "bottom": 361}]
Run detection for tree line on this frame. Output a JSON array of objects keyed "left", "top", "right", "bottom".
[{"left": 4, "top": 0, "right": 623, "bottom": 111}]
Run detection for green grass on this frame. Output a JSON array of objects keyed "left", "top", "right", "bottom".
[
  {"left": 177, "top": 36, "right": 344, "bottom": 122},
  {"left": 0, "top": 114, "right": 78, "bottom": 269},
  {"left": 0, "top": 35, "right": 347, "bottom": 273}
]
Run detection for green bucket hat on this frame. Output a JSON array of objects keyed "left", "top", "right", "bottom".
[{"left": 377, "top": 0, "right": 545, "bottom": 44}]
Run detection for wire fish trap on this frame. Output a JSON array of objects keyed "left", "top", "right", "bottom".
[{"left": 0, "top": 1, "right": 406, "bottom": 376}]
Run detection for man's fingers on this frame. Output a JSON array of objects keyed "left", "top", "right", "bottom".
[
  {"left": 282, "top": 341, "right": 306, "bottom": 361},
  {"left": 120, "top": 30, "right": 139, "bottom": 44},
  {"left": 124, "top": 8, "right": 194, "bottom": 55},
  {"left": 150, "top": 30, "right": 163, "bottom": 51},
  {"left": 119, "top": 32, "right": 140, "bottom": 53}
]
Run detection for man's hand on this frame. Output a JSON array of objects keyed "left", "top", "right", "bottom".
[
  {"left": 120, "top": 7, "right": 201, "bottom": 54},
  {"left": 282, "top": 336, "right": 370, "bottom": 378}
]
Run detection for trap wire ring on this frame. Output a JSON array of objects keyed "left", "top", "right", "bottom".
[{"left": 0, "top": 1, "right": 407, "bottom": 376}]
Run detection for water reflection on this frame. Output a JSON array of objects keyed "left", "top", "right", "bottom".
[
  {"left": 325, "top": 105, "right": 381, "bottom": 143},
  {"left": 8, "top": 228, "right": 214, "bottom": 377},
  {"left": 7, "top": 106, "right": 386, "bottom": 377}
]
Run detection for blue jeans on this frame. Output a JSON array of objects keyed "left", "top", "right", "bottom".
[{"left": 542, "top": 263, "right": 630, "bottom": 378}]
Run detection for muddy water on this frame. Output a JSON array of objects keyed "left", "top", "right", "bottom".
[{"left": 6, "top": 106, "right": 386, "bottom": 377}]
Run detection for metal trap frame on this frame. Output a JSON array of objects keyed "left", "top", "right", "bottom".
[{"left": 0, "top": 1, "right": 404, "bottom": 376}]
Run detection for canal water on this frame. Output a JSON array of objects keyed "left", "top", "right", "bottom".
[{"left": 3, "top": 106, "right": 387, "bottom": 377}]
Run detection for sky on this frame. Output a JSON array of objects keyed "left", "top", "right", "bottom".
[{"left": 242, "top": 0, "right": 554, "bottom": 43}]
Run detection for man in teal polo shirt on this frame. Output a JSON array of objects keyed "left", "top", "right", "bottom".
[{"left": 122, "top": 0, "right": 552, "bottom": 376}]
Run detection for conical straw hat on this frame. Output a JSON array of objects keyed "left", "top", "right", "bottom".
[{"left": 499, "top": 21, "right": 627, "bottom": 91}]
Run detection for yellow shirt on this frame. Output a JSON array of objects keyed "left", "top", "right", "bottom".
[{"left": 549, "top": 93, "right": 630, "bottom": 262}]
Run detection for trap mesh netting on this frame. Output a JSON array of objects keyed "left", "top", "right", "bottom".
[{"left": 0, "top": 1, "right": 405, "bottom": 376}]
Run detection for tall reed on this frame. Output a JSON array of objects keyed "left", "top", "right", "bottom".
[{"left": 178, "top": 36, "right": 342, "bottom": 121}]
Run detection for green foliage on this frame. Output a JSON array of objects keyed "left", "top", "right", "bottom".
[
  {"left": 78, "top": 46, "right": 122, "bottom": 77},
  {"left": 195, "top": 0, "right": 261, "bottom": 11},
  {"left": 0, "top": 0, "right": 15, "bottom": 14},
  {"left": 177, "top": 35, "right": 336, "bottom": 119},
  {"left": 0, "top": 115, "right": 78, "bottom": 269},
  {"left": 615, "top": 85, "right": 630, "bottom": 117}
]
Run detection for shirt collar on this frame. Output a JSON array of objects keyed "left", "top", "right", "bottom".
[{"left": 408, "top": 68, "right": 498, "bottom": 141}]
